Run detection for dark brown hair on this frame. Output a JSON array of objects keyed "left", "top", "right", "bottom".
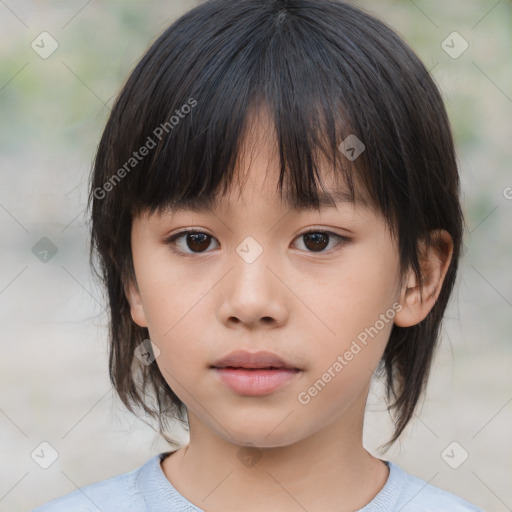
[{"left": 88, "top": 0, "right": 463, "bottom": 447}]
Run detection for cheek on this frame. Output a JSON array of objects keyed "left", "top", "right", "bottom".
[
  {"left": 133, "top": 248, "right": 202, "bottom": 333},
  {"left": 298, "top": 307, "right": 393, "bottom": 419},
  {"left": 134, "top": 261, "right": 216, "bottom": 373},
  {"left": 303, "top": 245, "right": 399, "bottom": 380},
  {"left": 318, "top": 251, "right": 398, "bottom": 334}
]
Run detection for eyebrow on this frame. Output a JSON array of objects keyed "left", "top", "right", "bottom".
[{"left": 163, "top": 189, "right": 364, "bottom": 214}]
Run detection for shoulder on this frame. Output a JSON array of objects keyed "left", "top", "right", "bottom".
[
  {"left": 31, "top": 457, "right": 151, "bottom": 512},
  {"left": 388, "top": 462, "right": 483, "bottom": 512}
]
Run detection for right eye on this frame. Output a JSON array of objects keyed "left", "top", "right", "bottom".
[{"left": 164, "top": 230, "right": 219, "bottom": 257}]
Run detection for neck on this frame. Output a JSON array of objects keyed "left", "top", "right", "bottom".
[{"left": 161, "top": 410, "right": 389, "bottom": 512}]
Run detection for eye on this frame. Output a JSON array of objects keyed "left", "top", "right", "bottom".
[
  {"left": 292, "top": 229, "right": 348, "bottom": 253},
  {"left": 165, "top": 230, "right": 219, "bottom": 256},
  {"left": 164, "top": 228, "right": 349, "bottom": 257}
]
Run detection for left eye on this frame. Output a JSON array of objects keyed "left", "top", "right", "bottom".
[
  {"left": 294, "top": 229, "right": 347, "bottom": 253},
  {"left": 164, "top": 229, "right": 348, "bottom": 256}
]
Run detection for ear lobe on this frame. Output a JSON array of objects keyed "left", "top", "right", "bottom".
[
  {"left": 124, "top": 278, "right": 148, "bottom": 328},
  {"left": 394, "top": 230, "right": 453, "bottom": 328}
]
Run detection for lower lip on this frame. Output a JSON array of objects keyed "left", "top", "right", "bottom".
[{"left": 212, "top": 368, "right": 300, "bottom": 396}]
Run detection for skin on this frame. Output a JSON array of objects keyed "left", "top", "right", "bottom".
[{"left": 125, "top": 110, "right": 453, "bottom": 512}]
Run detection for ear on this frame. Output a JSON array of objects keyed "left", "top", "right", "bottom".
[
  {"left": 394, "top": 230, "right": 453, "bottom": 328},
  {"left": 124, "top": 278, "right": 148, "bottom": 328}
]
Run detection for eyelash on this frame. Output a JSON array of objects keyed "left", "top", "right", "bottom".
[{"left": 163, "top": 228, "right": 350, "bottom": 258}]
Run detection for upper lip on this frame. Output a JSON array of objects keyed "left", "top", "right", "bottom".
[{"left": 211, "top": 350, "right": 300, "bottom": 370}]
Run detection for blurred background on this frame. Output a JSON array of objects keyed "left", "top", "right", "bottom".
[{"left": 0, "top": 0, "right": 510, "bottom": 510}]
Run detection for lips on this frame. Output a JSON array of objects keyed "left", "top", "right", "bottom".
[{"left": 211, "top": 350, "right": 299, "bottom": 370}]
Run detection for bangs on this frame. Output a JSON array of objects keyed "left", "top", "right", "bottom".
[{"left": 99, "top": 0, "right": 422, "bottom": 231}]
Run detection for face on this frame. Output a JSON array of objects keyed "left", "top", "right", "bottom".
[{"left": 126, "top": 115, "right": 408, "bottom": 449}]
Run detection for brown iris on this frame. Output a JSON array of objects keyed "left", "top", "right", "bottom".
[
  {"left": 186, "top": 233, "right": 211, "bottom": 252},
  {"left": 302, "top": 232, "right": 329, "bottom": 252}
]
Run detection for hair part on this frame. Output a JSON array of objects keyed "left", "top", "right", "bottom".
[{"left": 88, "top": 0, "right": 463, "bottom": 447}]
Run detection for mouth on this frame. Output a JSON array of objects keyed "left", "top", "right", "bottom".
[
  {"left": 210, "top": 350, "right": 300, "bottom": 371},
  {"left": 211, "top": 367, "right": 301, "bottom": 396},
  {"left": 211, "top": 365, "right": 295, "bottom": 370},
  {"left": 209, "top": 350, "right": 302, "bottom": 396}
]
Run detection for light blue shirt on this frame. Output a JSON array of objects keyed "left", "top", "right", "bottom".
[{"left": 32, "top": 451, "right": 483, "bottom": 511}]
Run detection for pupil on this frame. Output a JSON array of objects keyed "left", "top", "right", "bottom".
[{"left": 304, "top": 233, "right": 328, "bottom": 251}]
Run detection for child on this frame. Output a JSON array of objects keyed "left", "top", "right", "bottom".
[{"left": 33, "top": 0, "right": 483, "bottom": 510}]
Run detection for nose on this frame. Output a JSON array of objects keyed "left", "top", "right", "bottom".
[{"left": 217, "top": 245, "right": 289, "bottom": 329}]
